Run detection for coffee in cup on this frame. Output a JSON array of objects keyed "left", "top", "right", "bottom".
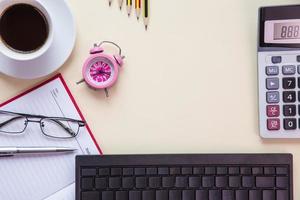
[{"left": 0, "top": 3, "right": 49, "bottom": 54}]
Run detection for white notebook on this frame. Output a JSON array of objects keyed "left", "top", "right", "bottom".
[{"left": 0, "top": 74, "right": 101, "bottom": 200}]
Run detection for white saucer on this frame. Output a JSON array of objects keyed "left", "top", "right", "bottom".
[{"left": 0, "top": 0, "right": 76, "bottom": 79}]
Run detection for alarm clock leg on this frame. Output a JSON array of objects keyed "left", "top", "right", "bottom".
[
  {"left": 76, "top": 79, "right": 85, "bottom": 85},
  {"left": 105, "top": 88, "right": 109, "bottom": 97}
]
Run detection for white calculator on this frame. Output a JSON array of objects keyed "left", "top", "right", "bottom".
[{"left": 258, "top": 5, "right": 300, "bottom": 138}]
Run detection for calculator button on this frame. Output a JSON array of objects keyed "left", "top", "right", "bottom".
[
  {"left": 266, "top": 78, "right": 279, "bottom": 90},
  {"left": 271, "top": 56, "right": 282, "bottom": 64},
  {"left": 297, "top": 55, "right": 300, "bottom": 62},
  {"left": 267, "top": 105, "right": 280, "bottom": 117},
  {"left": 267, "top": 119, "right": 280, "bottom": 130},
  {"left": 283, "top": 118, "right": 297, "bottom": 130},
  {"left": 282, "top": 77, "right": 296, "bottom": 89},
  {"left": 267, "top": 92, "right": 280, "bottom": 104},
  {"left": 283, "top": 91, "right": 296, "bottom": 103},
  {"left": 283, "top": 105, "right": 296, "bottom": 116},
  {"left": 266, "top": 66, "right": 279, "bottom": 76},
  {"left": 282, "top": 65, "right": 296, "bottom": 75},
  {"left": 298, "top": 77, "right": 300, "bottom": 88}
]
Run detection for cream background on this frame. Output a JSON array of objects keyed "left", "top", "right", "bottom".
[{"left": 0, "top": 0, "right": 300, "bottom": 198}]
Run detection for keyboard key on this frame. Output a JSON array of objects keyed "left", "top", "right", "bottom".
[
  {"left": 189, "top": 177, "right": 201, "bottom": 187},
  {"left": 256, "top": 177, "right": 275, "bottom": 187},
  {"left": 283, "top": 77, "right": 296, "bottom": 89},
  {"left": 116, "top": 191, "right": 128, "bottom": 200},
  {"left": 202, "top": 176, "right": 214, "bottom": 187},
  {"left": 298, "top": 78, "right": 300, "bottom": 88},
  {"left": 266, "top": 92, "right": 280, "bottom": 103},
  {"left": 283, "top": 91, "right": 296, "bottom": 103},
  {"left": 182, "top": 167, "right": 193, "bottom": 175},
  {"left": 99, "top": 168, "right": 110, "bottom": 176},
  {"left": 229, "top": 176, "right": 241, "bottom": 188},
  {"left": 182, "top": 190, "right": 195, "bottom": 200},
  {"left": 283, "top": 118, "right": 297, "bottom": 130},
  {"left": 266, "top": 78, "right": 279, "bottom": 90},
  {"left": 196, "top": 190, "right": 208, "bottom": 200},
  {"left": 266, "top": 66, "right": 279, "bottom": 76},
  {"left": 276, "top": 177, "right": 288, "bottom": 188},
  {"left": 143, "top": 191, "right": 155, "bottom": 200},
  {"left": 249, "top": 190, "right": 262, "bottom": 200},
  {"left": 82, "top": 168, "right": 97, "bottom": 176},
  {"left": 82, "top": 191, "right": 100, "bottom": 200},
  {"left": 277, "top": 190, "right": 288, "bottom": 200},
  {"left": 228, "top": 167, "right": 239, "bottom": 175},
  {"left": 264, "top": 167, "right": 275, "bottom": 175},
  {"left": 282, "top": 65, "right": 296, "bottom": 75},
  {"left": 81, "top": 177, "right": 94, "bottom": 190},
  {"left": 162, "top": 176, "right": 175, "bottom": 188},
  {"left": 193, "top": 167, "right": 204, "bottom": 175},
  {"left": 271, "top": 56, "right": 282, "bottom": 64},
  {"left": 149, "top": 177, "right": 162, "bottom": 188},
  {"left": 215, "top": 176, "right": 228, "bottom": 188},
  {"left": 262, "top": 190, "right": 275, "bottom": 200},
  {"left": 135, "top": 168, "right": 146, "bottom": 175},
  {"left": 136, "top": 177, "right": 147, "bottom": 188},
  {"left": 297, "top": 55, "right": 300, "bottom": 63},
  {"left": 111, "top": 168, "right": 122, "bottom": 176},
  {"left": 236, "top": 190, "right": 248, "bottom": 200},
  {"left": 175, "top": 176, "right": 188, "bottom": 187},
  {"left": 95, "top": 178, "right": 107, "bottom": 189},
  {"left": 146, "top": 167, "right": 157, "bottom": 175},
  {"left": 129, "top": 191, "right": 142, "bottom": 200},
  {"left": 216, "top": 167, "right": 228, "bottom": 175},
  {"left": 252, "top": 167, "right": 263, "bottom": 175},
  {"left": 242, "top": 176, "right": 255, "bottom": 187},
  {"left": 158, "top": 167, "right": 169, "bottom": 175},
  {"left": 122, "top": 177, "right": 134, "bottom": 188},
  {"left": 205, "top": 167, "right": 216, "bottom": 175},
  {"left": 222, "top": 190, "right": 234, "bottom": 200},
  {"left": 241, "top": 167, "right": 252, "bottom": 175},
  {"left": 123, "top": 168, "right": 134, "bottom": 175},
  {"left": 156, "top": 190, "right": 168, "bottom": 200},
  {"left": 267, "top": 105, "right": 280, "bottom": 117},
  {"left": 209, "top": 190, "right": 221, "bottom": 200},
  {"left": 109, "top": 177, "right": 121, "bottom": 188},
  {"left": 276, "top": 167, "right": 288, "bottom": 175},
  {"left": 267, "top": 119, "right": 280, "bottom": 130},
  {"left": 170, "top": 167, "right": 181, "bottom": 175},
  {"left": 169, "top": 190, "right": 181, "bottom": 200},
  {"left": 283, "top": 105, "right": 296, "bottom": 116},
  {"left": 102, "top": 191, "right": 113, "bottom": 200}
]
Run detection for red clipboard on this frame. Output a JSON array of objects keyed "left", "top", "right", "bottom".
[{"left": 0, "top": 73, "right": 103, "bottom": 154}]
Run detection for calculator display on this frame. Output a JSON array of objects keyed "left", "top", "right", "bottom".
[
  {"left": 274, "top": 22, "right": 300, "bottom": 40},
  {"left": 264, "top": 19, "right": 300, "bottom": 44}
]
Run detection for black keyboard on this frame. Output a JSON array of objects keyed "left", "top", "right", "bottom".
[{"left": 76, "top": 154, "right": 293, "bottom": 200}]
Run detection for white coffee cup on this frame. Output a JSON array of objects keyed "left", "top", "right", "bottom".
[{"left": 0, "top": 0, "right": 53, "bottom": 61}]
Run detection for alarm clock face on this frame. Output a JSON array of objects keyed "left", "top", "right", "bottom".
[{"left": 84, "top": 57, "right": 118, "bottom": 89}]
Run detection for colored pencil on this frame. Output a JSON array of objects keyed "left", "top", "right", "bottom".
[
  {"left": 135, "top": 0, "right": 141, "bottom": 20},
  {"left": 127, "top": 0, "right": 133, "bottom": 16},
  {"left": 143, "top": 0, "right": 149, "bottom": 30}
]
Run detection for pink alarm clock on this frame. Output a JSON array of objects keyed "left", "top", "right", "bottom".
[{"left": 77, "top": 41, "right": 124, "bottom": 97}]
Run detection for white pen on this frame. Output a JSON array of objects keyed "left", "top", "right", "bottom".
[{"left": 0, "top": 147, "right": 77, "bottom": 157}]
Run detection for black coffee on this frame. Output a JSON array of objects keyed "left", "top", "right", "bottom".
[{"left": 0, "top": 4, "right": 49, "bottom": 53}]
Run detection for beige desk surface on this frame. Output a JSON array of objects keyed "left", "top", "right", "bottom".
[{"left": 1, "top": 0, "right": 300, "bottom": 198}]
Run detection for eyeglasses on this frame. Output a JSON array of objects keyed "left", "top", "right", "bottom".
[{"left": 0, "top": 110, "right": 86, "bottom": 139}]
